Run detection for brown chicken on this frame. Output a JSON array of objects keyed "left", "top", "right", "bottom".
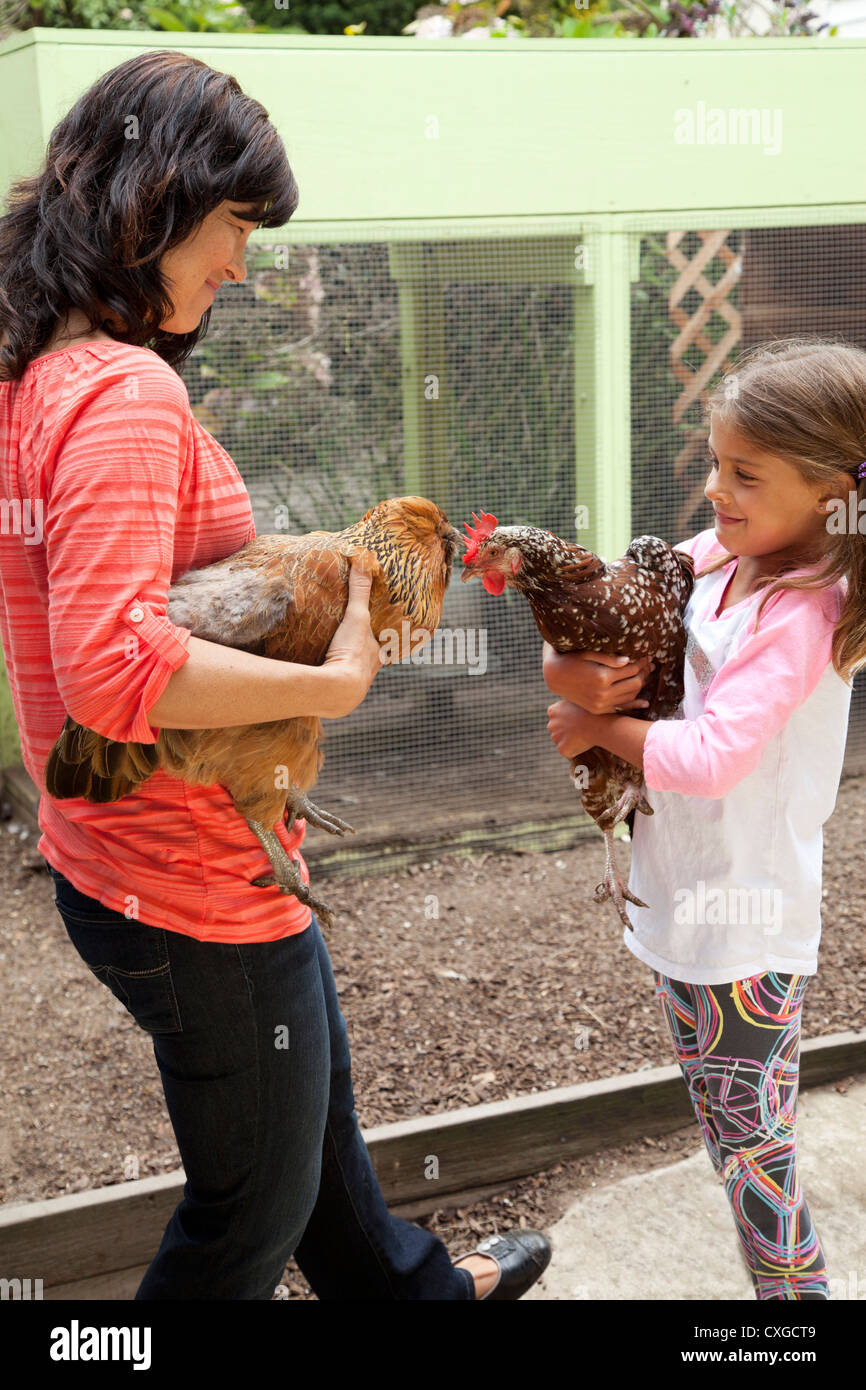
[
  {"left": 45, "top": 496, "right": 462, "bottom": 927},
  {"left": 459, "top": 511, "right": 695, "bottom": 929}
]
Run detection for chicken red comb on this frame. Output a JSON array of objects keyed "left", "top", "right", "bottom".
[{"left": 462, "top": 510, "right": 498, "bottom": 563}]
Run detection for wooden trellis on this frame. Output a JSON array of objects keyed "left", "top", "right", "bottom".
[{"left": 665, "top": 230, "right": 743, "bottom": 534}]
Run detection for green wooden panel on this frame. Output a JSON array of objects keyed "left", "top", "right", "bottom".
[
  {"left": 390, "top": 238, "right": 587, "bottom": 285},
  {"left": 391, "top": 236, "right": 590, "bottom": 514},
  {"left": 574, "top": 230, "right": 641, "bottom": 562},
  {"left": 0, "top": 41, "right": 45, "bottom": 205},
  {"left": 1, "top": 32, "right": 866, "bottom": 225},
  {"left": 392, "top": 246, "right": 450, "bottom": 508}
]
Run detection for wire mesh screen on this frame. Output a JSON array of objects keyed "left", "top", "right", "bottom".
[
  {"left": 630, "top": 222, "right": 866, "bottom": 776},
  {"left": 182, "top": 220, "right": 866, "bottom": 862}
]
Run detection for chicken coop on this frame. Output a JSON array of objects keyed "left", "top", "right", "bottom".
[{"left": 1, "top": 29, "right": 866, "bottom": 871}]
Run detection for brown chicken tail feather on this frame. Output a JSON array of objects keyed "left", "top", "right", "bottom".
[{"left": 44, "top": 717, "right": 160, "bottom": 802}]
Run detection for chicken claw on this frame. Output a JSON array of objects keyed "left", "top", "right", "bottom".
[
  {"left": 285, "top": 790, "right": 355, "bottom": 837},
  {"left": 593, "top": 827, "right": 648, "bottom": 932},
  {"left": 247, "top": 819, "right": 336, "bottom": 928},
  {"left": 605, "top": 780, "right": 653, "bottom": 829}
]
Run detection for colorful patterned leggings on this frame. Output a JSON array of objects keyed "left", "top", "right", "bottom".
[{"left": 653, "top": 971, "right": 828, "bottom": 1300}]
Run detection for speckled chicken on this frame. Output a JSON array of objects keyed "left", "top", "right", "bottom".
[
  {"left": 44, "top": 496, "right": 462, "bottom": 927},
  {"left": 459, "top": 511, "right": 695, "bottom": 929}
]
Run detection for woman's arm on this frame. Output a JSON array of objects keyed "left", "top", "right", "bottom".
[
  {"left": 149, "top": 561, "right": 382, "bottom": 728},
  {"left": 44, "top": 358, "right": 381, "bottom": 742}
]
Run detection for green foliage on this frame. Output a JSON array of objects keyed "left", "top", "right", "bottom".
[
  {"left": 554, "top": 4, "right": 618, "bottom": 37},
  {"left": 5, "top": 0, "right": 150, "bottom": 30},
  {"left": 552, "top": 0, "right": 832, "bottom": 37},
  {"left": 239, "top": 0, "right": 418, "bottom": 34},
  {"left": 1, "top": 0, "right": 298, "bottom": 33},
  {"left": 143, "top": 0, "right": 268, "bottom": 30},
  {"left": 1, "top": 0, "right": 835, "bottom": 37}
]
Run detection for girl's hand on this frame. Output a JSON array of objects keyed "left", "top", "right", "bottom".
[
  {"left": 542, "top": 642, "right": 653, "bottom": 714},
  {"left": 547, "top": 699, "right": 599, "bottom": 759}
]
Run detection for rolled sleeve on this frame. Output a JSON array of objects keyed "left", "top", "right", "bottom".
[
  {"left": 119, "top": 598, "right": 193, "bottom": 742},
  {"left": 45, "top": 360, "right": 195, "bottom": 743},
  {"left": 643, "top": 584, "right": 843, "bottom": 799}
]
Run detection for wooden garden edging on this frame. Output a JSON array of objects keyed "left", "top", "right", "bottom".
[{"left": 1, "top": 1031, "right": 863, "bottom": 1300}]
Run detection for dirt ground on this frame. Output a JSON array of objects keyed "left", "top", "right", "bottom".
[{"left": 2, "top": 774, "right": 864, "bottom": 1299}]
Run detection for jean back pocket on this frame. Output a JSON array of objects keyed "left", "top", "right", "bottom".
[{"left": 50, "top": 866, "right": 183, "bottom": 1035}]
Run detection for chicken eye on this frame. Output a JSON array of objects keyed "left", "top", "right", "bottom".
[{"left": 487, "top": 545, "right": 501, "bottom": 558}]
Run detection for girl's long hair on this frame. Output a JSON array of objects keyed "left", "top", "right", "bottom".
[
  {"left": 698, "top": 337, "right": 866, "bottom": 683},
  {"left": 0, "top": 49, "right": 298, "bottom": 381}
]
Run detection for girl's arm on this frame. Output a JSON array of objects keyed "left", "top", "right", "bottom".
[
  {"left": 547, "top": 702, "right": 649, "bottom": 768},
  {"left": 542, "top": 642, "right": 653, "bottom": 713},
  {"left": 548, "top": 584, "right": 844, "bottom": 798}
]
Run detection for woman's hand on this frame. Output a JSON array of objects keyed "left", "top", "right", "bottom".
[
  {"left": 542, "top": 642, "right": 653, "bottom": 714},
  {"left": 546, "top": 699, "right": 600, "bottom": 760},
  {"left": 320, "top": 558, "right": 383, "bottom": 717}
]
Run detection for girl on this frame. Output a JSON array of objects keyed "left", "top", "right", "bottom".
[
  {"left": 0, "top": 50, "right": 549, "bottom": 1300},
  {"left": 543, "top": 337, "right": 866, "bottom": 1300}
]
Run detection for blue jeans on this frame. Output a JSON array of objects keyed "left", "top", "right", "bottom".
[{"left": 47, "top": 863, "right": 474, "bottom": 1300}]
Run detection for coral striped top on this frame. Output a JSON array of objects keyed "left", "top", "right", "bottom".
[{"left": 0, "top": 339, "right": 312, "bottom": 942}]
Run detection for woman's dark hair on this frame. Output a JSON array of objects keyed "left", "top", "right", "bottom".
[{"left": 0, "top": 50, "right": 298, "bottom": 380}]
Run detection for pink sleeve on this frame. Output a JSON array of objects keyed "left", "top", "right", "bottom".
[
  {"left": 45, "top": 361, "right": 194, "bottom": 744},
  {"left": 673, "top": 528, "right": 723, "bottom": 567},
  {"left": 642, "top": 584, "right": 844, "bottom": 799}
]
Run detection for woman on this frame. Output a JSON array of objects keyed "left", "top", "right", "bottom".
[{"left": 0, "top": 49, "right": 550, "bottom": 1300}]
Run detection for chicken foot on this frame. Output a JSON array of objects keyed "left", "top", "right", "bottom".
[
  {"left": 592, "top": 779, "right": 652, "bottom": 931},
  {"left": 593, "top": 826, "right": 648, "bottom": 931},
  {"left": 607, "top": 780, "right": 653, "bottom": 828},
  {"left": 285, "top": 789, "right": 355, "bottom": 837},
  {"left": 247, "top": 819, "right": 336, "bottom": 928}
]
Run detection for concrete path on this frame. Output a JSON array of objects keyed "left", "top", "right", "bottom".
[{"left": 524, "top": 1076, "right": 866, "bottom": 1300}]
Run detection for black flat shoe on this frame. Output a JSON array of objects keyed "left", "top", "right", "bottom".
[{"left": 455, "top": 1229, "right": 552, "bottom": 1300}]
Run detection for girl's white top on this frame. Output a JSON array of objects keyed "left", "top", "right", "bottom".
[{"left": 625, "top": 527, "right": 852, "bottom": 985}]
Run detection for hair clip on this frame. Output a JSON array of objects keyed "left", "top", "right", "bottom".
[{"left": 858, "top": 461, "right": 866, "bottom": 481}]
